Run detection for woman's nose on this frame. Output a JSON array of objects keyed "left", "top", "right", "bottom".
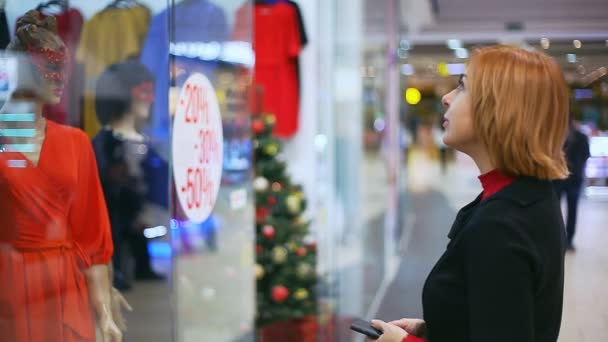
[{"left": 442, "top": 92, "right": 451, "bottom": 109}]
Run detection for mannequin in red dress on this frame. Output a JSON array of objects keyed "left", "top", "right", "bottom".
[{"left": 0, "top": 11, "right": 121, "bottom": 342}]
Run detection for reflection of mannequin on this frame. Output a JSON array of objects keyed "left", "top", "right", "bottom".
[
  {"left": 93, "top": 60, "right": 167, "bottom": 290},
  {"left": 0, "top": 10, "right": 121, "bottom": 341}
]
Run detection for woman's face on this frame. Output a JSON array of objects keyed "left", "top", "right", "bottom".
[
  {"left": 30, "top": 46, "right": 68, "bottom": 105},
  {"left": 131, "top": 99, "right": 152, "bottom": 122},
  {"left": 40, "top": 77, "right": 64, "bottom": 105},
  {"left": 130, "top": 81, "right": 154, "bottom": 122},
  {"left": 441, "top": 74, "right": 476, "bottom": 152}
]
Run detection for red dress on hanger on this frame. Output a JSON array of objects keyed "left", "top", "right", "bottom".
[
  {"left": 0, "top": 120, "right": 113, "bottom": 341},
  {"left": 235, "top": 2, "right": 303, "bottom": 138}
]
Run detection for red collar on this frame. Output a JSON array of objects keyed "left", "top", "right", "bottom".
[{"left": 479, "top": 170, "right": 514, "bottom": 201}]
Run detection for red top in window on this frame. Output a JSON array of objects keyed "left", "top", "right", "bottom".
[{"left": 0, "top": 120, "right": 113, "bottom": 340}]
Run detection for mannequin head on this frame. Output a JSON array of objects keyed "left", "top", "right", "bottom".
[
  {"left": 95, "top": 61, "right": 155, "bottom": 128},
  {"left": 441, "top": 46, "right": 569, "bottom": 179},
  {"left": 7, "top": 10, "right": 68, "bottom": 105}
]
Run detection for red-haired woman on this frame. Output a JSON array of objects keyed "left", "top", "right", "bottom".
[{"left": 371, "top": 46, "right": 570, "bottom": 342}]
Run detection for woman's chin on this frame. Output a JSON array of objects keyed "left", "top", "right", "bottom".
[
  {"left": 45, "top": 96, "right": 62, "bottom": 105},
  {"left": 442, "top": 134, "right": 453, "bottom": 148}
]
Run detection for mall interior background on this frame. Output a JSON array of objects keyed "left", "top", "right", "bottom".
[{"left": 1, "top": 0, "right": 607, "bottom": 341}]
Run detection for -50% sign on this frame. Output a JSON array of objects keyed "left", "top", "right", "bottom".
[{"left": 172, "top": 73, "right": 223, "bottom": 223}]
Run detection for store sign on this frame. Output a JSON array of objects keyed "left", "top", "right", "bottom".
[
  {"left": 172, "top": 73, "right": 223, "bottom": 223},
  {"left": 0, "top": 55, "right": 18, "bottom": 101},
  {"left": 169, "top": 41, "right": 254, "bottom": 66}
]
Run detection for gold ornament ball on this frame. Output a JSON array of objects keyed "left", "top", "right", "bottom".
[
  {"left": 272, "top": 246, "right": 288, "bottom": 264},
  {"left": 271, "top": 182, "right": 282, "bottom": 192},
  {"left": 296, "top": 216, "right": 305, "bottom": 224},
  {"left": 294, "top": 288, "right": 309, "bottom": 300},
  {"left": 264, "top": 143, "right": 279, "bottom": 156},
  {"left": 287, "top": 241, "right": 298, "bottom": 251},
  {"left": 297, "top": 263, "right": 313, "bottom": 279},
  {"left": 265, "top": 114, "right": 276, "bottom": 125},
  {"left": 286, "top": 195, "right": 301, "bottom": 214},
  {"left": 253, "top": 177, "right": 269, "bottom": 192},
  {"left": 255, "top": 264, "right": 265, "bottom": 279}
]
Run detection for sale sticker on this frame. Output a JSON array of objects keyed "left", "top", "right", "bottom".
[{"left": 172, "top": 73, "right": 223, "bottom": 223}]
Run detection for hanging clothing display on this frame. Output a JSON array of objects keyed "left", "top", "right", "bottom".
[
  {"left": 236, "top": 0, "right": 304, "bottom": 138},
  {"left": 0, "top": 120, "right": 114, "bottom": 341},
  {"left": 287, "top": 0, "right": 308, "bottom": 91},
  {"left": 140, "top": 0, "right": 228, "bottom": 159},
  {"left": 0, "top": 8, "right": 9, "bottom": 49},
  {"left": 16, "top": 7, "right": 84, "bottom": 125},
  {"left": 76, "top": 4, "right": 150, "bottom": 137}
]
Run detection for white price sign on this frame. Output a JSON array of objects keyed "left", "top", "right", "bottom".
[{"left": 172, "top": 73, "right": 223, "bottom": 223}]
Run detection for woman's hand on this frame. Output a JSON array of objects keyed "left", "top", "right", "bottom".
[
  {"left": 368, "top": 320, "right": 408, "bottom": 342},
  {"left": 111, "top": 287, "right": 133, "bottom": 332},
  {"left": 99, "top": 314, "right": 123, "bottom": 342},
  {"left": 388, "top": 318, "right": 426, "bottom": 338}
]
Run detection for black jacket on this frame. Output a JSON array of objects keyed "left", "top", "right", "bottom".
[
  {"left": 564, "top": 129, "right": 590, "bottom": 182},
  {"left": 423, "top": 177, "right": 566, "bottom": 342}
]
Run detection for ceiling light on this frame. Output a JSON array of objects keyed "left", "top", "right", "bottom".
[
  {"left": 454, "top": 48, "right": 469, "bottom": 59},
  {"left": 447, "top": 39, "right": 462, "bottom": 50},
  {"left": 405, "top": 88, "right": 422, "bottom": 105},
  {"left": 540, "top": 38, "right": 550, "bottom": 49},
  {"left": 400, "top": 40, "right": 411, "bottom": 50},
  {"left": 573, "top": 40, "right": 582, "bottom": 49},
  {"left": 401, "top": 64, "right": 414, "bottom": 75},
  {"left": 567, "top": 54, "right": 577, "bottom": 63},
  {"left": 397, "top": 48, "right": 409, "bottom": 59}
]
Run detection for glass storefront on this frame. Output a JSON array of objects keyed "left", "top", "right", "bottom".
[
  {"left": 1, "top": 1, "right": 255, "bottom": 341},
  {"left": 2, "top": 1, "right": 606, "bottom": 341},
  {"left": 314, "top": 1, "right": 405, "bottom": 340}
]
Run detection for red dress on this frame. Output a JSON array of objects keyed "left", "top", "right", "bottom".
[
  {"left": 0, "top": 120, "right": 113, "bottom": 341},
  {"left": 235, "top": 2, "right": 302, "bottom": 138}
]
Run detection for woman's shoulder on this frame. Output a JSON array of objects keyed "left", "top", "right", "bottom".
[{"left": 462, "top": 181, "right": 562, "bottom": 247}]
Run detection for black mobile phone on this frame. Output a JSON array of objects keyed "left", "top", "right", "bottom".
[{"left": 350, "top": 318, "right": 383, "bottom": 339}]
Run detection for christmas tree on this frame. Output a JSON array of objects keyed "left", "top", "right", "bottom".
[{"left": 252, "top": 114, "right": 317, "bottom": 327}]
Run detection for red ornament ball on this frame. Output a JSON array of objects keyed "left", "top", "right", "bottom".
[
  {"left": 296, "top": 247, "right": 307, "bottom": 257},
  {"left": 256, "top": 244, "right": 263, "bottom": 254},
  {"left": 267, "top": 196, "right": 277, "bottom": 205},
  {"left": 271, "top": 285, "right": 289, "bottom": 303},
  {"left": 252, "top": 119, "right": 265, "bottom": 134},
  {"left": 262, "top": 225, "right": 276, "bottom": 239},
  {"left": 256, "top": 207, "right": 270, "bottom": 224}
]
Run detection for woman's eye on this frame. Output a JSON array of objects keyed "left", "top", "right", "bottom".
[{"left": 457, "top": 81, "right": 465, "bottom": 91}]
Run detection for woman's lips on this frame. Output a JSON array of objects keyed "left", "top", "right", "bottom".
[
  {"left": 442, "top": 118, "right": 449, "bottom": 128},
  {"left": 53, "top": 88, "right": 64, "bottom": 97}
]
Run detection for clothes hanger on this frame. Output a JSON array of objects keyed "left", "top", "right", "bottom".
[
  {"left": 107, "top": 0, "right": 138, "bottom": 9},
  {"left": 255, "top": 0, "right": 282, "bottom": 4},
  {"left": 36, "top": 0, "right": 69, "bottom": 13}
]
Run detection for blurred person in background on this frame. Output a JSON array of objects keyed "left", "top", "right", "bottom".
[
  {"left": 370, "top": 46, "right": 569, "bottom": 342},
  {"left": 93, "top": 60, "right": 166, "bottom": 292},
  {"left": 0, "top": 10, "right": 121, "bottom": 341},
  {"left": 553, "top": 119, "right": 590, "bottom": 251}
]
